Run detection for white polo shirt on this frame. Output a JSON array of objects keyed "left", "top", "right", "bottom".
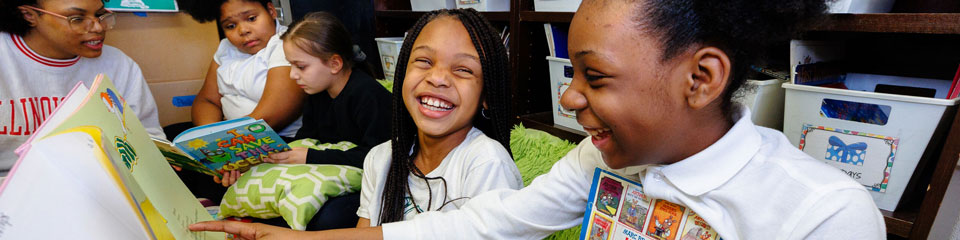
[
  {"left": 213, "top": 22, "right": 300, "bottom": 137},
  {"left": 382, "top": 107, "right": 885, "bottom": 239}
]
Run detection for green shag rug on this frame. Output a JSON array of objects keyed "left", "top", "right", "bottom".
[
  {"left": 510, "top": 124, "right": 581, "bottom": 240},
  {"left": 379, "top": 79, "right": 581, "bottom": 239}
]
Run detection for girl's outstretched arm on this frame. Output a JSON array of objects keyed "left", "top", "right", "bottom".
[{"left": 189, "top": 221, "right": 383, "bottom": 240}]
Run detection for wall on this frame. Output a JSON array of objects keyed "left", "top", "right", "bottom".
[{"left": 104, "top": 12, "right": 218, "bottom": 127}]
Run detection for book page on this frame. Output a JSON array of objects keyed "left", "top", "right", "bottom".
[
  {"left": 0, "top": 131, "right": 148, "bottom": 239},
  {"left": 43, "top": 75, "right": 222, "bottom": 240}
]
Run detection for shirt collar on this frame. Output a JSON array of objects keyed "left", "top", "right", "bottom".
[
  {"left": 659, "top": 105, "right": 761, "bottom": 196},
  {"left": 11, "top": 34, "right": 80, "bottom": 67}
]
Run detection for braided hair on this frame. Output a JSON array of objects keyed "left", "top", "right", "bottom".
[{"left": 378, "top": 8, "right": 511, "bottom": 225}]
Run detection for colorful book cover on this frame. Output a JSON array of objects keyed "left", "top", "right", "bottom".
[
  {"left": 679, "top": 211, "right": 719, "bottom": 240},
  {"left": 618, "top": 185, "right": 650, "bottom": 231},
  {"left": 595, "top": 176, "right": 624, "bottom": 217},
  {"left": 172, "top": 117, "right": 290, "bottom": 177},
  {"left": 588, "top": 214, "right": 613, "bottom": 240},
  {"left": 646, "top": 200, "right": 686, "bottom": 240},
  {"left": 581, "top": 168, "right": 721, "bottom": 240},
  {"left": 10, "top": 74, "right": 222, "bottom": 239},
  {"left": 153, "top": 137, "right": 219, "bottom": 177}
]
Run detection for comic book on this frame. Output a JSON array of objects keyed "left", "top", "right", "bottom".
[
  {"left": 155, "top": 117, "right": 291, "bottom": 178},
  {"left": 580, "top": 168, "right": 723, "bottom": 240},
  {"left": 0, "top": 75, "right": 222, "bottom": 239}
]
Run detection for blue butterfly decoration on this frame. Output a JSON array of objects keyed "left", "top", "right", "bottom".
[{"left": 825, "top": 136, "right": 867, "bottom": 165}]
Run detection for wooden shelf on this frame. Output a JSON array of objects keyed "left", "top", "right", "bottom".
[
  {"left": 375, "top": 10, "right": 511, "bottom": 22},
  {"left": 882, "top": 207, "right": 918, "bottom": 238},
  {"left": 809, "top": 13, "right": 960, "bottom": 34},
  {"left": 519, "top": 11, "right": 574, "bottom": 22},
  {"left": 517, "top": 112, "right": 587, "bottom": 143}
]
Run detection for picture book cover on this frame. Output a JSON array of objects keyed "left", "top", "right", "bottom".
[
  {"left": 8, "top": 74, "right": 222, "bottom": 240},
  {"left": 581, "top": 168, "right": 722, "bottom": 240},
  {"left": 170, "top": 117, "right": 290, "bottom": 177},
  {"left": 588, "top": 214, "right": 613, "bottom": 240},
  {"left": 645, "top": 200, "right": 685, "bottom": 240},
  {"left": 595, "top": 176, "right": 624, "bottom": 217},
  {"left": 679, "top": 211, "right": 720, "bottom": 240},
  {"left": 618, "top": 185, "right": 650, "bottom": 231}
]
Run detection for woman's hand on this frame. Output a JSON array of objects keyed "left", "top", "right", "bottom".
[
  {"left": 213, "top": 170, "right": 241, "bottom": 187},
  {"left": 265, "top": 147, "right": 308, "bottom": 164}
]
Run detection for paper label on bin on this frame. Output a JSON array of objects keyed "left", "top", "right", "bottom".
[{"left": 799, "top": 125, "right": 897, "bottom": 192}]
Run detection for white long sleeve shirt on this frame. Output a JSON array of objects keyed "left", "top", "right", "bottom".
[{"left": 382, "top": 108, "right": 885, "bottom": 239}]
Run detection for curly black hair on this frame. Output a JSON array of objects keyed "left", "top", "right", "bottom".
[
  {"left": 640, "top": 0, "right": 827, "bottom": 117},
  {"left": 378, "top": 8, "right": 512, "bottom": 225},
  {"left": 176, "top": 0, "right": 270, "bottom": 23}
]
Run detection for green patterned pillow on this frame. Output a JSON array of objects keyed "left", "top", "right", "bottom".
[
  {"left": 219, "top": 163, "right": 362, "bottom": 230},
  {"left": 288, "top": 139, "right": 357, "bottom": 151}
]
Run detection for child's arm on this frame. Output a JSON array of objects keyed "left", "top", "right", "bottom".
[
  {"left": 356, "top": 218, "right": 370, "bottom": 228},
  {"left": 190, "top": 221, "right": 383, "bottom": 240},
  {"left": 192, "top": 60, "right": 225, "bottom": 126},
  {"left": 246, "top": 66, "right": 305, "bottom": 131}
]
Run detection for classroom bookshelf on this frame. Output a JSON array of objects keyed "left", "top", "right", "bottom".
[{"left": 371, "top": 1, "right": 960, "bottom": 238}]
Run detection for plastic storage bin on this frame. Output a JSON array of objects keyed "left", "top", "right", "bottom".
[
  {"left": 828, "top": 0, "right": 895, "bottom": 13},
  {"left": 534, "top": 0, "right": 581, "bottom": 12},
  {"left": 411, "top": 0, "right": 456, "bottom": 11},
  {"left": 782, "top": 82, "right": 959, "bottom": 211},
  {"left": 375, "top": 37, "right": 404, "bottom": 81},
  {"left": 735, "top": 79, "right": 786, "bottom": 130},
  {"left": 546, "top": 56, "right": 585, "bottom": 134},
  {"left": 455, "top": 0, "right": 509, "bottom": 11}
]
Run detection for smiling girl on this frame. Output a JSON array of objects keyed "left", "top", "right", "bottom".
[
  {"left": 0, "top": 0, "right": 164, "bottom": 175},
  {"left": 191, "top": 0, "right": 883, "bottom": 239},
  {"left": 356, "top": 8, "right": 522, "bottom": 226}
]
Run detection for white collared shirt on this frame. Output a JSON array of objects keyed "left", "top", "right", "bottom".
[
  {"left": 382, "top": 107, "right": 885, "bottom": 239},
  {"left": 213, "top": 21, "right": 301, "bottom": 137}
]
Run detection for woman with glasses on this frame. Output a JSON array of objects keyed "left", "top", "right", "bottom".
[{"left": 0, "top": 0, "right": 165, "bottom": 176}]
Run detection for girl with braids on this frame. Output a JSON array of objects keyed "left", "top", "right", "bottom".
[
  {"left": 354, "top": 8, "right": 522, "bottom": 227},
  {"left": 192, "top": 0, "right": 885, "bottom": 239},
  {"left": 0, "top": 0, "right": 164, "bottom": 174},
  {"left": 264, "top": 11, "right": 391, "bottom": 230}
]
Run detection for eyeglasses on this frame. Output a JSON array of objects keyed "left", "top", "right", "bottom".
[{"left": 21, "top": 5, "right": 115, "bottom": 33}]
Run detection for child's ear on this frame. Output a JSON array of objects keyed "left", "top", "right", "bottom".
[
  {"left": 328, "top": 54, "right": 345, "bottom": 74},
  {"left": 266, "top": 2, "right": 278, "bottom": 19},
  {"left": 682, "top": 46, "right": 730, "bottom": 110},
  {"left": 18, "top": 6, "right": 39, "bottom": 27}
]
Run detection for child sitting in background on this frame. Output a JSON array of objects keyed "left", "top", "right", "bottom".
[
  {"left": 185, "top": 0, "right": 305, "bottom": 140},
  {"left": 246, "top": 11, "right": 391, "bottom": 230},
  {"left": 175, "top": 0, "right": 305, "bottom": 202}
]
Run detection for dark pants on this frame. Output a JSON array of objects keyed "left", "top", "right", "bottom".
[{"left": 254, "top": 192, "right": 362, "bottom": 230}]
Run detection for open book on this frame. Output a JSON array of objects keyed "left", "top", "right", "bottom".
[
  {"left": 0, "top": 74, "right": 223, "bottom": 240},
  {"left": 154, "top": 117, "right": 290, "bottom": 178},
  {"left": 581, "top": 168, "right": 722, "bottom": 240}
]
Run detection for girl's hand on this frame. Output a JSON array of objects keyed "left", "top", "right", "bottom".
[
  {"left": 190, "top": 221, "right": 303, "bottom": 240},
  {"left": 213, "top": 170, "right": 242, "bottom": 187},
  {"left": 265, "top": 147, "right": 308, "bottom": 164}
]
